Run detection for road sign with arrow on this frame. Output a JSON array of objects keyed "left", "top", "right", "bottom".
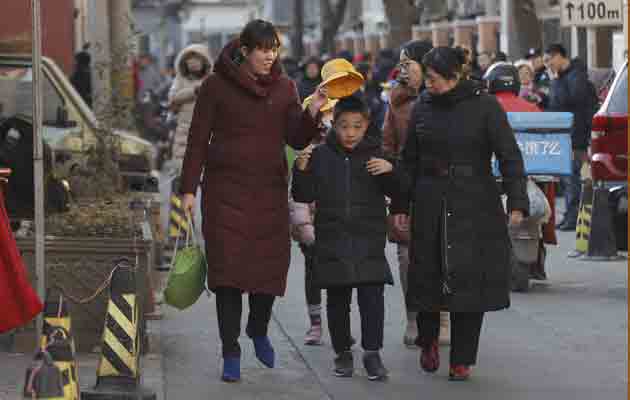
[{"left": 561, "top": 0, "right": 624, "bottom": 26}]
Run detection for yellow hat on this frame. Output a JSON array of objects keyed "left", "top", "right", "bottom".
[
  {"left": 302, "top": 95, "right": 339, "bottom": 113},
  {"left": 320, "top": 58, "right": 365, "bottom": 99}
]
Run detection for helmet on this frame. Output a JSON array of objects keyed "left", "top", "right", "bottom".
[{"left": 483, "top": 62, "right": 521, "bottom": 95}]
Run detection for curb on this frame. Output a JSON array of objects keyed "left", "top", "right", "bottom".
[{"left": 144, "top": 317, "right": 166, "bottom": 400}]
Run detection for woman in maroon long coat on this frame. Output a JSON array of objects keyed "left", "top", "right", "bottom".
[{"left": 180, "top": 20, "right": 326, "bottom": 382}]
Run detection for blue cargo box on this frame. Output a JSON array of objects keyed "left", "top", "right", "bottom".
[{"left": 493, "top": 112, "right": 574, "bottom": 177}]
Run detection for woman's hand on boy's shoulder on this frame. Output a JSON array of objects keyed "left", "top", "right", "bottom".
[
  {"left": 366, "top": 157, "right": 393, "bottom": 176},
  {"left": 295, "top": 144, "right": 316, "bottom": 171}
]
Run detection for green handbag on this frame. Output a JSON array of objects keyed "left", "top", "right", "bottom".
[{"left": 163, "top": 214, "right": 208, "bottom": 310}]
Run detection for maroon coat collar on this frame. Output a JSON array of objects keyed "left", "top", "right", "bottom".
[{"left": 214, "top": 39, "right": 283, "bottom": 97}]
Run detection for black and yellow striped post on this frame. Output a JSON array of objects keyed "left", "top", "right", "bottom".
[
  {"left": 40, "top": 292, "right": 80, "bottom": 400},
  {"left": 23, "top": 350, "right": 66, "bottom": 399},
  {"left": 82, "top": 262, "right": 156, "bottom": 400},
  {"left": 583, "top": 185, "right": 621, "bottom": 261},
  {"left": 161, "top": 193, "right": 190, "bottom": 269},
  {"left": 570, "top": 181, "right": 593, "bottom": 257},
  {"left": 44, "top": 327, "right": 80, "bottom": 400},
  {"left": 169, "top": 193, "right": 190, "bottom": 239}
]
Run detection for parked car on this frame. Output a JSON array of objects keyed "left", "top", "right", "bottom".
[
  {"left": 589, "top": 60, "right": 627, "bottom": 252},
  {"left": 590, "top": 60, "right": 627, "bottom": 182},
  {"left": 0, "top": 54, "right": 158, "bottom": 193}
]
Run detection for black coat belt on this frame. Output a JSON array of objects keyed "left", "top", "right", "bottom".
[{"left": 419, "top": 163, "right": 488, "bottom": 178}]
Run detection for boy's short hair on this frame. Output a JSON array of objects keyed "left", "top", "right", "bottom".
[{"left": 333, "top": 95, "right": 370, "bottom": 121}]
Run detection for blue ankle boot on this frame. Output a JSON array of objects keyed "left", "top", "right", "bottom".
[
  {"left": 252, "top": 336, "right": 275, "bottom": 368},
  {"left": 221, "top": 356, "right": 241, "bottom": 382}
]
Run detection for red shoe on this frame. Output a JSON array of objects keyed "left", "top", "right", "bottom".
[
  {"left": 419, "top": 340, "right": 440, "bottom": 373},
  {"left": 448, "top": 365, "right": 472, "bottom": 381}
]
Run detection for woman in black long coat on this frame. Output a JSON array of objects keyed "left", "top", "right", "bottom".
[{"left": 390, "top": 47, "right": 529, "bottom": 381}]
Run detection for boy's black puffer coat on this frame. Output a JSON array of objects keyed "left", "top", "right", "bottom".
[{"left": 292, "top": 126, "right": 404, "bottom": 288}]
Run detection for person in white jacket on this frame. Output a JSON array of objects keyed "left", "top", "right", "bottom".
[
  {"left": 168, "top": 44, "right": 212, "bottom": 164},
  {"left": 162, "top": 45, "right": 212, "bottom": 262}
]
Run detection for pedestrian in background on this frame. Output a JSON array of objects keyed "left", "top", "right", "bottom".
[
  {"left": 167, "top": 44, "right": 212, "bottom": 164},
  {"left": 289, "top": 95, "right": 337, "bottom": 346},
  {"left": 137, "top": 54, "right": 163, "bottom": 101},
  {"left": 382, "top": 39, "right": 453, "bottom": 348},
  {"left": 525, "top": 48, "right": 551, "bottom": 97},
  {"left": 297, "top": 56, "right": 322, "bottom": 101},
  {"left": 70, "top": 45, "right": 93, "bottom": 108},
  {"left": 355, "top": 62, "right": 386, "bottom": 129},
  {"left": 545, "top": 43, "right": 599, "bottom": 231},
  {"left": 390, "top": 47, "right": 528, "bottom": 381},
  {"left": 477, "top": 51, "right": 494, "bottom": 76},
  {"left": 514, "top": 60, "right": 546, "bottom": 108},
  {"left": 180, "top": 19, "right": 326, "bottom": 383},
  {"left": 292, "top": 96, "right": 404, "bottom": 382}
]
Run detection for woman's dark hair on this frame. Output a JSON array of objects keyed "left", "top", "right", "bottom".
[
  {"left": 239, "top": 19, "right": 281, "bottom": 51},
  {"left": 422, "top": 46, "right": 467, "bottom": 80},
  {"left": 401, "top": 40, "right": 433, "bottom": 65},
  {"left": 333, "top": 95, "right": 371, "bottom": 121}
]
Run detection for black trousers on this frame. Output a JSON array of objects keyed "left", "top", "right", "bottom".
[
  {"left": 300, "top": 244, "right": 322, "bottom": 306},
  {"left": 215, "top": 286, "right": 275, "bottom": 357},
  {"left": 327, "top": 285, "right": 384, "bottom": 354},
  {"left": 417, "top": 311, "right": 484, "bottom": 366}
]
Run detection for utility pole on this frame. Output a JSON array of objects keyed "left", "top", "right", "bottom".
[
  {"left": 31, "top": 0, "right": 45, "bottom": 345},
  {"left": 293, "top": 0, "right": 305, "bottom": 59}
]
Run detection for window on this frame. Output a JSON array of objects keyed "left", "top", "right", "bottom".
[
  {"left": 607, "top": 65, "right": 628, "bottom": 114},
  {"left": 0, "top": 66, "right": 76, "bottom": 127}
]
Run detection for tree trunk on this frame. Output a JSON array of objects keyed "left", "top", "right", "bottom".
[
  {"left": 292, "top": 0, "right": 304, "bottom": 59},
  {"left": 507, "top": 0, "right": 542, "bottom": 59},
  {"left": 320, "top": 0, "right": 349, "bottom": 55},
  {"left": 383, "top": 0, "right": 419, "bottom": 49}
]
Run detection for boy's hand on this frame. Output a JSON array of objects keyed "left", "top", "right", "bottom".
[
  {"left": 182, "top": 193, "right": 195, "bottom": 214},
  {"left": 308, "top": 84, "right": 329, "bottom": 117},
  {"left": 295, "top": 144, "right": 315, "bottom": 171},
  {"left": 509, "top": 210, "right": 524, "bottom": 227},
  {"left": 366, "top": 158, "right": 393, "bottom": 175}
]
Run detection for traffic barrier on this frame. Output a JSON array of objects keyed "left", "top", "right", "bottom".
[
  {"left": 23, "top": 350, "right": 65, "bottom": 399},
  {"left": 168, "top": 194, "right": 189, "bottom": 239},
  {"left": 161, "top": 193, "right": 189, "bottom": 270},
  {"left": 572, "top": 182, "right": 593, "bottom": 257},
  {"left": 81, "top": 261, "right": 156, "bottom": 400},
  {"left": 45, "top": 328, "right": 80, "bottom": 400},
  {"left": 39, "top": 292, "right": 80, "bottom": 400},
  {"left": 582, "top": 184, "right": 622, "bottom": 261}
]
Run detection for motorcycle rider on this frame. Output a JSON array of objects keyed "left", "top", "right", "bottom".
[{"left": 484, "top": 62, "right": 555, "bottom": 281}]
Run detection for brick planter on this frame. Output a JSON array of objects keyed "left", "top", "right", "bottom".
[{"left": 10, "top": 224, "right": 154, "bottom": 354}]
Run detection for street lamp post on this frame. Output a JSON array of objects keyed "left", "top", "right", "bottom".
[{"left": 30, "top": 0, "right": 46, "bottom": 345}]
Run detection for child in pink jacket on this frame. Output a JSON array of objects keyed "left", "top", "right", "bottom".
[{"left": 289, "top": 95, "right": 336, "bottom": 345}]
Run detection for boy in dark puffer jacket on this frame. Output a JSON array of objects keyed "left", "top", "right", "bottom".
[{"left": 292, "top": 96, "right": 406, "bottom": 381}]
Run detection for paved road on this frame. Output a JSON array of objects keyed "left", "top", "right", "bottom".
[{"left": 161, "top": 225, "right": 627, "bottom": 400}]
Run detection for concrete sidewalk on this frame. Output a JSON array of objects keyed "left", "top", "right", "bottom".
[
  {"left": 0, "top": 319, "right": 165, "bottom": 400},
  {"left": 161, "top": 295, "right": 329, "bottom": 400}
]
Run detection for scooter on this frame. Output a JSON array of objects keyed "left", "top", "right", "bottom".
[{"left": 508, "top": 176, "right": 553, "bottom": 292}]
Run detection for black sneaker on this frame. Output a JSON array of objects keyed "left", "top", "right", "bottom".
[
  {"left": 363, "top": 352, "right": 388, "bottom": 381},
  {"left": 334, "top": 351, "right": 354, "bottom": 377}
]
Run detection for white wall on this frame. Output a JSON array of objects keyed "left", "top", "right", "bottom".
[
  {"left": 361, "top": 0, "right": 385, "bottom": 34},
  {"left": 182, "top": 5, "right": 252, "bottom": 34}
]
